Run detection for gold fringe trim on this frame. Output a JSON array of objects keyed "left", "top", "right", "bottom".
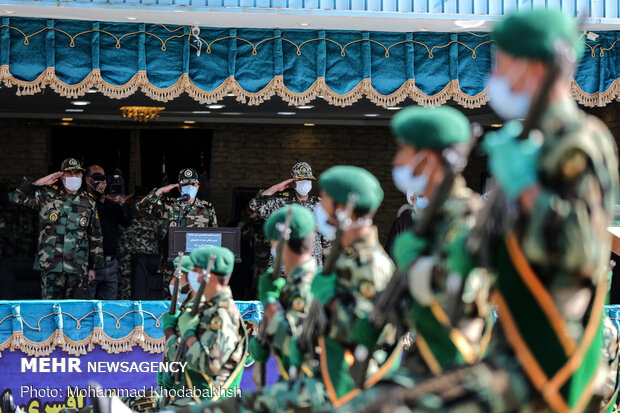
[
  {"left": 0, "top": 328, "right": 164, "bottom": 356},
  {"left": 0, "top": 65, "right": 615, "bottom": 108}
]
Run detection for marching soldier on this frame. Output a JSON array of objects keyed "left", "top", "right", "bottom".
[
  {"left": 359, "top": 10, "right": 620, "bottom": 412},
  {"left": 249, "top": 162, "right": 329, "bottom": 269},
  {"left": 249, "top": 204, "right": 318, "bottom": 380},
  {"left": 152, "top": 166, "right": 398, "bottom": 413},
  {"left": 143, "top": 168, "right": 217, "bottom": 296},
  {"left": 337, "top": 106, "right": 493, "bottom": 410},
  {"left": 7, "top": 158, "right": 104, "bottom": 299}
]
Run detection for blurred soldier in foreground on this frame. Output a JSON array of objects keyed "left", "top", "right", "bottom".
[
  {"left": 7, "top": 158, "right": 104, "bottom": 299},
  {"left": 340, "top": 106, "right": 492, "bottom": 411},
  {"left": 359, "top": 10, "right": 620, "bottom": 412},
  {"left": 249, "top": 204, "right": 318, "bottom": 381},
  {"left": 249, "top": 162, "right": 330, "bottom": 270}
]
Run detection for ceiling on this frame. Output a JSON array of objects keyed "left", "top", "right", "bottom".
[{"left": 0, "top": 84, "right": 502, "bottom": 127}]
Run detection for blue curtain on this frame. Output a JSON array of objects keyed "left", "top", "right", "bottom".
[{"left": 0, "top": 17, "right": 617, "bottom": 107}]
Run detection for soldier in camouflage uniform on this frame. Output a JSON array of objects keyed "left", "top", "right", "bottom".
[
  {"left": 155, "top": 166, "right": 398, "bottom": 413},
  {"left": 117, "top": 187, "right": 165, "bottom": 300},
  {"left": 7, "top": 158, "right": 105, "bottom": 299},
  {"left": 358, "top": 10, "right": 620, "bottom": 412},
  {"left": 336, "top": 106, "right": 494, "bottom": 411},
  {"left": 143, "top": 168, "right": 217, "bottom": 296},
  {"left": 249, "top": 204, "right": 318, "bottom": 380},
  {"left": 249, "top": 162, "right": 329, "bottom": 271}
]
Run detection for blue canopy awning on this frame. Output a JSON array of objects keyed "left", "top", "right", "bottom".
[{"left": 1, "top": 17, "right": 618, "bottom": 108}]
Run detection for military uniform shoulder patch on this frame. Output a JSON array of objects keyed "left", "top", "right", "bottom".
[
  {"left": 359, "top": 280, "right": 376, "bottom": 299},
  {"left": 291, "top": 296, "right": 306, "bottom": 312},
  {"left": 210, "top": 315, "right": 223, "bottom": 331},
  {"left": 79, "top": 217, "right": 88, "bottom": 227},
  {"left": 49, "top": 212, "right": 58, "bottom": 222}
]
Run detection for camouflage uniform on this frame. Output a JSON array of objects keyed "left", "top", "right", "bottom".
[
  {"left": 7, "top": 172, "right": 105, "bottom": 299},
  {"left": 249, "top": 162, "right": 330, "bottom": 272},
  {"left": 161, "top": 288, "right": 247, "bottom": 407},
  {"left": 143, "top": 169, "right": 218, "bottom": 295},
  {"left": 117, "top": 206, "right": 165, "bottom": 300},
  {"left": 238, "top": 215, "right": 271, "bottom": 294},
  {"left": 263, "top": 258, "right": 318, "bottom": 379}
]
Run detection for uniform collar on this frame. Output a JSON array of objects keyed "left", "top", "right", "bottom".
[
  {"left": 288, "top": 258, "right": 317, "bottom": 281},
  {"left": 342, "top": 226, "right": 379, "bottom": 256},
  {"left": 208, "top": 286, "right": 232, "bottom": 305}
]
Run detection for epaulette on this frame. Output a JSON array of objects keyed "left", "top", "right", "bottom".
[
  {"left": 86, "top": 191, "right": 96, "bottom": 199},
  {"left": 163, "top": 196, "right": 176, "bottom": 202},
  {"left": 51, "top": 185, "right": 58, "bottom": 190},
  {"left": 281, "top": 192, "right": 290, "bottom": 197},
  {"left": 201, "top": 200, "right": 212, "bottom": 207}
]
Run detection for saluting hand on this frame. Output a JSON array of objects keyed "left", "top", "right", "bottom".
[
  {"left": 155, "top": 183, "right": 180, "bottom": 196},
  {"left": 33, "top": 171, "right": 63, "bottom": 186},
  {"left": 262, "top": 179, "right": 294, "bottom": 196}
]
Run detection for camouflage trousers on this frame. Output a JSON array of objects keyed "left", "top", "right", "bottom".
[
  {"left": 41, "top": 271, "right": 85, "bottom": 299},
  {"left": 117, "top": 254, "right": 133, "bottom": 300},
  {"left": 157, "top": 377, "right": 329, "bottom": 413}
]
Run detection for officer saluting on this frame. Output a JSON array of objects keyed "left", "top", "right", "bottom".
[
  {"left": 144, "top": 167, "right": 217, "bottom": 229},
  {"left": 8, "top": 158, "right": 104, "bottom": 299}
]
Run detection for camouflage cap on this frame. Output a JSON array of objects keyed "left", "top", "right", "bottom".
[
  {"left": 173, "top": 255, "right": 195, "bottom": 274},
  {"left": 291, "top": 162, "right": 316, "bottom": 181},
  {"left": 60, "top": 158, "right": 85, "bottom": 172},
  {"left": 178, "top": 168, "right": 199, "bottom": 185},
  {"left": 264, "top": 205, "right": 315, "bottom": 241},
  {"left": 190, "top": 246, "right": 235, "bottom": 276}
]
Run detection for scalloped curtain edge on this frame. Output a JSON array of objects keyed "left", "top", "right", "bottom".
[{"left": 0, "top": 327, "right": 165, "bottom": 357}]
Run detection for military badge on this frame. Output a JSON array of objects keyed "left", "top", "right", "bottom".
[
  {"left": 79, "top": 217, "right": 88, "bottom": 227},
  {"left": 184, "top": 169, "right": 193, "bottom": 178},
  {"left": 291, "top": 297, "right": 306, "bottom": 312},
  {"left": 49, "top": 212, "right": 58, "bottom": 222},
  {"left": 69, "top": 159, "right": 78, "bottom": 166},
  {"left": 359, "top": 280, "right": 376, "bottom": 299},
  {"left": 210, "top": 316, "right": 222, "bottom": 331}
]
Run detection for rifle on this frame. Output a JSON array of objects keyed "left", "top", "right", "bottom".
[
  {"left": 370, "top": 124, "right": 482, "bottom": 333},
  {"left": 252, "top": 207, "right": 293, "bottom": 388},
  {"left": 466, "top": 39, "right": 576, "bottom": 265},
  {"left": 161, "top": 254, "right": 216, "bottom": 407},
  {"left": 297, "top": 193, "right": 358, "bottom": 355},
  {"left": 169, "top": 251, "right": 184, "bottom": 315}
]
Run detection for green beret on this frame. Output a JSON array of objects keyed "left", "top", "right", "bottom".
[
  {"left": 190, "top": 246, "right": 235, "bottom": 276},
  {"left": 264, "top": 205, "right": 315, "bottom": 241},
  {"left": 173, "top": 255, "right": 194, "bottom": 274},
  {"left": 319, "top": 166, "right": 383, "bottom": 211},
  {"left": 391, "top": 106, "right": 470, "bottom": 149},
  {"left": 492, "top": 9, "right": 582, "bottom": 62}
]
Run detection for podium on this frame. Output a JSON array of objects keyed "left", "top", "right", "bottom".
[{"left": 167, "top": 227, "right": 242, "bottom": 262}]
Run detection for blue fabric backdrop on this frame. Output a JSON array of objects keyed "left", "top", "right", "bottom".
[{"left": 0, "top": 17, "right": 618, "bottom": 107}]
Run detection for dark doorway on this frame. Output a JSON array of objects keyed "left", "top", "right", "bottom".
[
  {"left": 51, "top": 126, "right": 131, "bottom": 181},
  {"left": 140, "top": 129, "right": 213, "bottom": 199}
]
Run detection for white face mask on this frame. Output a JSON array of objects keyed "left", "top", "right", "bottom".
[
  {"left": 314, "top": 203, "right": 336, "bottom": 241},
  {"left": 295, "top": 180, "right": 312, "bottom": 196},
  {"left": 392, "top": 152, "right": 433, "bottom": 196},
  {"left": 63, "top": 176, "right": 82, "bottom": 192},
  {"left": 187, "top": 271, "right": 201, "bottom": 293},
  {"left": 169, "top": 284, "right": 189, "bottom": 304}
]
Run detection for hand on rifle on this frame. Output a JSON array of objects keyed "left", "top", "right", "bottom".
[
  {"left": 483, "top": 121, "right": 542, "bottom": 200},
  {"left": 392, "top": 232, "right": 429, "bottom": 272},
  {"left": 249, "top": 337, "right": 270, "bottom": 363},
  {"left": 178, "top": 310, "right": 200, "bottom": 340},
  {"left": 162, "top": 310, "right": 181, "bottom": 333},
  {"left": 258, "top": 269, "right": 286, "bottom": 307},
  {"left": 310, "top": 271, "right": 338, "bottom": 306}
]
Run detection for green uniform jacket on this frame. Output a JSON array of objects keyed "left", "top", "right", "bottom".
[
  {"left": 394, "top": 177, "right": 492, "bottom": 375},
  {"left": 8, "top": 178, "right": 104, "bottom": 274},
  {"left": 322, "top": 226, "right": 399, "bottom": 407},
  {"left": 494, "top": 99, "right": 619, "bottom": 411},
  {"left": 165, "top": 287, "right": 247, "bottom": 403},
  {"left": 265, "top": 258, "right": 317, "bottom": 378}
]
